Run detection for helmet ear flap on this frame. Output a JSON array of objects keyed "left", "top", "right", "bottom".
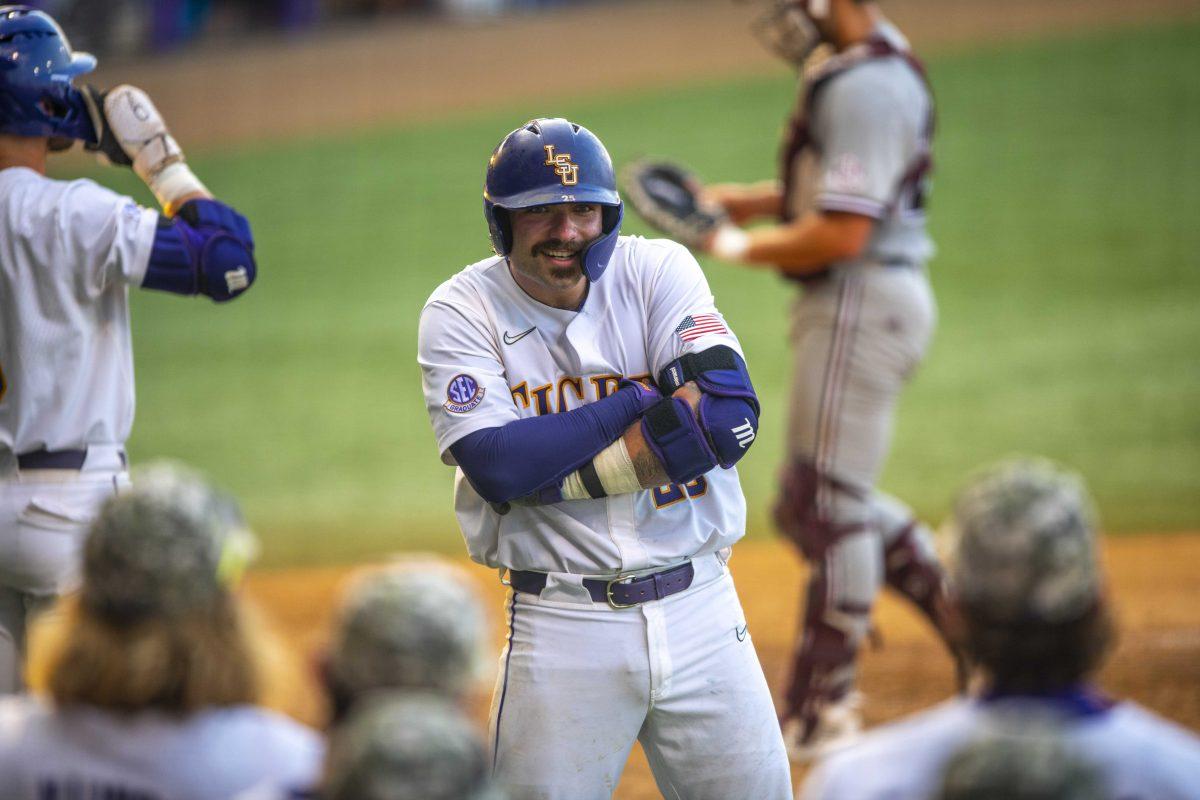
[
  {"left": 601, "top": 204, "right": 621, "bottom": 236},
  {"left": 581, "top": 202, "right": 623, "bottom": 283},
  {"left": 486, "top": 204, "right": 513, "bottom": 256}
]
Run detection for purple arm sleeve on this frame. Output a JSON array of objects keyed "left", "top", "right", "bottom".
[{"left": 449, "top": 382, "right": 658, "bottom": 504}]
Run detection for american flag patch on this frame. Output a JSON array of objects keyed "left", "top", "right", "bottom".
[{"left": 674, "top": 313, "right": 728, "bottom": 342}]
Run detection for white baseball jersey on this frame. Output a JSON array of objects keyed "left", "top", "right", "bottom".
[
  {"left": 0, "top": 166, "right": 157, "bottom": 457},
  {"left": 0, "top": 694, "right": 323, "bottom": 799},
  {"left": 800, "top": 696, "right": 1200, "bottom": 800},
  {"left": 418, "top": 236, "right": 748, "bottom": 575}
]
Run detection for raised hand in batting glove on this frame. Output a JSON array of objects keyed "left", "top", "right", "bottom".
[
  {"left": 82, "top": 84, "right": 208, "bottom": 215},
  {"left": 620, "top": 160, "right": 731, "bottom": 251},
  {"left": 80, "top": 86, "right": 133, "bottom": 167}
]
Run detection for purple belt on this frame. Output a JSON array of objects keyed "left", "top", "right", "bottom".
[
  {"left": 16, "top": 448, "right": 125, "bottom": 471},
  {"left": 509, "top": 561, "right": 695, "bottom": 609}
]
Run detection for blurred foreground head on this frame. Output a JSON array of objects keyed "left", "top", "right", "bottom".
[
  {"left": 946, "top": 458, "right": 1113, "bottom": 693},
  {"left": 322, "top": 692, "right": 505, "bottom": 800},
  {"left": 936, "top": 715, "right": 1110, "bottom": 800},
  {"left": 30, "top": 462, "right": 263, "bottom": 713},
  {"left": 82, "top": 462, "right": 257, "bottom": 623},
  {"left": 325, "top": 559, "right": 486, "bottom": 721}
]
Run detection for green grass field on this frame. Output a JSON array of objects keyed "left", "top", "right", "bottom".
[{"left": 75, "top": 20, "right": 1200, "bottom": 565}]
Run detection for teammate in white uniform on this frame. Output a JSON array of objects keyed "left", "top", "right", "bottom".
[
  {"left": 696, "top": 0, "right": 964, "bottom": 758},
  {"left": 418, "top": 118, "right": 790, "bottom": 799},
  {"left": 0, "top": 463, "right": 322, "bottom": 799},
  {"left": 800, "top": 459, "right": 1200, "bottom": 800},
  {"left": 0, "top": 6, "right": 257, "bottom": 692}
]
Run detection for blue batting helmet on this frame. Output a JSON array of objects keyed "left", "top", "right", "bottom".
[
  {"left": 483, "top": 118, "right": 623, "bottom": 282},
  {"left": 0, "top": 5, "right": 97, "bottom": 143}
]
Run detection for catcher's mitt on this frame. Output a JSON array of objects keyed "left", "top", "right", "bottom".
[{"left": 621, "top": 160, "right": 729, "bottom": 251}]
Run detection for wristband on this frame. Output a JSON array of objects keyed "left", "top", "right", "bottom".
[
  {"left": 710, "top": 225, "right": 751, "bottom": 262},
  {"left": 592, "top": 437, "right": 642, "bottom": 495},
  {"left": 560, "top": 438, "right": 641, "bottom": 500},
  {"left": 151, "top": 162, "right": 210, "bottom": 217}
]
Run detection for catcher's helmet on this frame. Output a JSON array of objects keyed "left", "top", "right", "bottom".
[
  {"left": 0, "top": 5, "right": 96, "bottom": 143},
  {"left": 484, "top": 117, "right": 623, "bottom": 282},
  {"left": 750, "top": 0, "right": 829, "bottom": 66}
]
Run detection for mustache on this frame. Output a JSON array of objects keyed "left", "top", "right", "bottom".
[{"left": 532, "top": 239, "right": 585, "bottom": 257}]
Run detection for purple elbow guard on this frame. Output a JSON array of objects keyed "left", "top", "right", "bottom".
[
  {"left": 698, "top": 395, "right": 759, "bottom": 468},
  {"left": 145, "top": 199, "right": 256, "bottom": 302},
  {"left": 658, "top": 345, "right": 760, "bottom": 468},
  {"left": 658, "top": 345, "right": 760, "bottom": 415},
  {"left": 641, "top": 396, "right": 718, "bottom": 484}
]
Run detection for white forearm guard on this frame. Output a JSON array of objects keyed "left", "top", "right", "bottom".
[{"left": 104, "top": 85, "right": 208, "bottom": 214}]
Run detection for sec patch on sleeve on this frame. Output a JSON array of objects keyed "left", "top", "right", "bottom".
[{"left": 444, "top": 374, "right": 485, "bottom": 413}]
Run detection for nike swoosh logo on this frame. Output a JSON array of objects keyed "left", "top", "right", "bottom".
[
  {"left": 503, "top": 326, "right": 537, "bottom": 346},
  {"left": 736, "top": 625, "right": 748, "bottom": 642}
]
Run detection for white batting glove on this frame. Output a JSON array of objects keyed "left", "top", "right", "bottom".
[{"left": 94, "top": 85, "right": 209, "bottom": 215}]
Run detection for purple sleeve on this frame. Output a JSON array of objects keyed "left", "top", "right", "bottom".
[{"left": 449, "top": 382, "right": 656, "bottom": 504}]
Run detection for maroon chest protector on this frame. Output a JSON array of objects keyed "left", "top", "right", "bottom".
[{"left": 779, "top": 36, "right": 936, "bottom": 225}]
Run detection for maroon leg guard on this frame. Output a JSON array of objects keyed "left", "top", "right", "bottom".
[
  {"left": 884, "top": 523, "right": 970, "bottom": 688},
  {"left": 782, "top": 559, "right": 863, "bottom": 738},
  {"left": 773, "top": 458, "right": 861, "bottom": 560}
]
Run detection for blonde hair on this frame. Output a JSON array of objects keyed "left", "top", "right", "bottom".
[
  {"left": 27, "top": 592, "right": 257, "bottom": 714},
  {"left": 29, "top": 593, "right": 321, "bottom": 722}
]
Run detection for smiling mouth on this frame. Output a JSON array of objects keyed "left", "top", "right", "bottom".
[{"left": 538, "top": 246, "right": 579, "bottom": 263}]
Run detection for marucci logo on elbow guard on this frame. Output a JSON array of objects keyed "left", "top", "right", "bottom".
[
  {"left": 224, "top": 267, "right": 250, "bottom": 294},
  {"left": 732, "top": 419, "right": 756, "bottom": 448}
]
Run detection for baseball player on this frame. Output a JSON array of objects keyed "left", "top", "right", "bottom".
[
  {"left": 321, "top": 559, "right": 487, "bottom": 723},
  {"left": 0, "top": 6, "right": 256, "bottom": 693},
  {"left": 417, "top": 118, "right": 791, "bottom": 799},
  {"left": 320, "top": 692, "right": 506, "bottom": 800},
  {"left": 0, "top": 462, "right": 323, "bottom": 798},
  {"left": 692, "top": 0, "right": 963, "bottom": 758},
  {"left": 799, "top": 459, "right": 1200, "bottom": 800}
]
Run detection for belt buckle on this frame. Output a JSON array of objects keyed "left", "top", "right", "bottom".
[{"left": 605, "top": 573, "right": 638, "bottom": 609}]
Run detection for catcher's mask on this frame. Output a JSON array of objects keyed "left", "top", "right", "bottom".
[
  {"left": 749, "top": 0, "right": 831, "bottom": 66},
  {"left": 0, "top": 5, "right": 97, "bottom": 148},
  {"left": 484, "top": 117, "right": 623, "bottom": 283}
]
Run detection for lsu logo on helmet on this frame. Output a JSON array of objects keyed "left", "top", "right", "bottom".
[{"left": 543, "top": 145, "right": 579, "bottom": 186}]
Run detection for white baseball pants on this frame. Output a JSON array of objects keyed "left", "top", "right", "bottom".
[
  {"left": 0, "top": 447, "right": 128, "bottom": 692},
  {"left": 488, "top": 553, "right": 792, "bottom": 800}
]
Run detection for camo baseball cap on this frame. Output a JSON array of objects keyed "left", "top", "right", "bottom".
[
  {"left": 937, "top": 715, "right": 1110, "bottom": 800},
  {"left": 946, "top": 458, "right": 1100, "bottom": 625},
  {"left": 328, "top": 559, "right": 485, "bottom": 699},
  {"left": 81, "top": 461, "right": 257, "bottom": 622},
  {"left": 322, "top": 691, "right": 506, "bottom": 800}
]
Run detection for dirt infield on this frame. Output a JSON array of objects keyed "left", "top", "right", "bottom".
[
  {"left": 245, "top": 532, "right": 1200, "bottom": 797},
  {"left": 89, "top": 0, "right": 1200, "bottom": 150}
]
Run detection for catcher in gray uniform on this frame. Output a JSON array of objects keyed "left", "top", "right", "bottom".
[{"left": 624, "top": 0, "right": 963, "bottom": 761}]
